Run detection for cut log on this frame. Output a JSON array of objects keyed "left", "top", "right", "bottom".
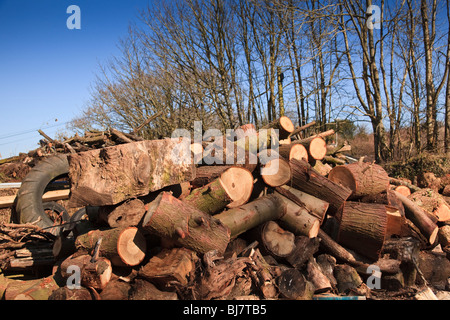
[
  {"left": 333, "top": 264, "right": 363, "bottom": 294},
  {"left": 289, "top": 159, "right": 352, "bottom": 215},
  {"left": 278, "top": 143, "right": 308, "bottom": 162},
  {"left": 190, "top": 165, "right": 235, "bottom": 188},
  {"left": 261, "top": 116, "right": 295, "bottom": 140},
  {"left": 289, "top": 120, "right": 316, "bottom": 139},
  {"left": 49, "top": 286, "right": 93, "bottom": 300},
  {"left": 138, "top": 247, "right": 198, "bottom": 290},
  {"left": 328, "top": 162, "right": 390, "bottom": 199},
  {"left": 336, "top": 201, "right": 388, "bottom": 261},
  {"left": 408, "top": 189, "right": 450, "bottom": 222},
  {"left": 67, "top": 138, "right": 196, "bottom": 207},
  {"left": 4, "top": 275, "right": 60, "bottom": 300},
  {"left": 394, "top": 185, "right": 411, "bottom": 197},
  {"left": 182, "top": 167, "right": 254, "bottom": 213},
  {"left": 142, "top": 192, "right": 230, "bottom": 255},
  {"left": 389, "top": 177, "right": 421, "bottom": 193},
  {"left": 257, "top": 221, "right": 296, "bottom": 260},
  {"left": 307, "top": 258, "right": 333, "bottom": 293},
  {"left": 286, "top": 236, "right": 320, "bottom": 269},
  {"left": 59, "top": 253, "right": 112, "bottom": 290},
  {"left": 74, "top": 227, "right": 147, "bottom": 267},
  {"left": 277, "top": 185, "right": 329, "bottom": 223},
  {"left": 298, "top": 137, "right": 327, "bottom": 160},
  {"left": 277, "top": 268, "right": 315, "bottom": 300},
  {"left": 394, "top": 191, "right": 439, "bottom": 245},
  {"left": 99, "top": 279, "right": 132, "bottom": 300},
  {"left": 214, "top": 194, "right": 286, "bottom": 239},
  {"left": 276, "top": 192, "right": 321, "bottom": 238},
  {"left": 260, "top": 157, "right": 291, "bottom": 187},
  {"left": 98, "top": 198, "right": 147, "bottom": 228},
  {"left": 129, "top": 279, "right": 178, "bottom": 300}
]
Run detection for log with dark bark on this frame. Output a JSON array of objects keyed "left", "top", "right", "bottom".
[
  {"left": 74, "top": 227, "right": 147, "bottom": 267},
  {"left": 142, "top": 192, "right": 230, "bottom": 255},
  {"left": 286, "top": 236, "right": 320, "bottom": 269},
  {"left": 214, "top": 194, "right": 286, "bottom": 239},
  {"left": 277, "top": 268, "right": 315, "bottom": 300},
  {"left": 67, "top": 138, "right": 196, "bottom": 207},
  {"left": 182, "top": 167, "right": 254, "bottom": 213},
  {"left": 333, "top": 264, "right": 363, "bottom": 294},
  {"left": 328, "top": 162, "right": 390, "bottom": 199},
  {"left": 129, "top": 279, "right": 178, "bottom": 300},
  {"left": 99, "top": 279, "right": 132, "bottom": 300},
  {"left": 289, "top": 159, "right": 352, "bottom": 215},
  {"left": 49, "top": 286, "right": 93, "bottom": 300},
  {"left": 307, "top": 258, "right": 333, "bottom": 293},
  {"left": 247, "top": 248, "right": 278, "bottom": 299},
  {"left": 335, "top": 201, "right": 388, "bottom": 261}
]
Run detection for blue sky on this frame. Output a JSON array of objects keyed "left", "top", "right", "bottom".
[{"left": 0, "top": 0, "right": 151, "bottom": 158}]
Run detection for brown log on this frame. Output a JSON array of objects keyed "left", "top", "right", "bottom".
[
  {"left": 389, "top": 177, "right": 421, "bottom": 193},
  {"left": 60, "top": 253, "right": 113, "bottom": 290},
  {"left": 190, "top": 165, "right": 233, "bottom": 188},
  {"left": 307, "top": 258, "right": 333, "bottom": 293},
  {"left": 138, "top": 247, "right": 198, "bottom": 290},
  {"left": 247, "top": 248, "right": 278, "bottom": 299},
  {"left": 408, "top": 189, "right": 450, "bottom": 222},
  {"left": 328, "top": 162, "right": 390, "bottom": 199},
  {"left": 313, "top": 160, "right": 332, "bottom": 176},
  {"left": 438, "top": 224, "right": 450, "bottom": 248},
  {"left": 394, "top": 185, "right": 411, "bottom": 197},
  {"left": 289, "top": 159, "right": 352, "bottom": 215},
  {"left": 261, "top": 116, "right": 295, "bottom": 140},
  {"left": 260, "top": 157, "right": 291, "bottom": 187},
  {"left": 74, "top": 227, "right": 147, "bottom": 267},
  {"left": 286, "top": 236, "right": 320, "bottom": 269},
  {"left": 98, "top": 198, "right": 147, "bottom": 228},
  {"left": 49, "top": 286, "right": 93, "bottom": 300},
  {"left": 277, "top": 268, "right": 315, "bottom": 300},
  {"left": 394, "top": 191, "right": 439, "bottom": 245},
  {"left": 289, "top": 120, "right": 316, "bottom": 138},
  {"left": 316, "top": 254, "right": 337, "bottom": 288},
  {"left": 278, "top": 143, "right": 308, "bottom": 162},
  {"left": 333, "top": 264, "right": 363, "bottom": 294},
  {"left": 256, "top": 221, "right": 296, "bottom": 260},
  {"left": 214, "top": 194, "right": 286, "bottom": 239},
  {"left": 276, "top": 192, "right": 321, "bottom": 238},
  {"left": 293, "top": 129, "right": 335, "bottom": 145},
  {"left": 335, "top": 201, "right": 388, "bottom": 261},
  {"left": 142, "top": 192, "right": 230, "bottom": 255},
  {"left": 99, "top": 279, "right": 132, "bottom": 300},
  {"left": 129, "top": 279, "right": 178, "bottom": 300},
  {"left": 299, "top": 137, "right": 327, "bottom": 160},
  {"left": 442, "top": 185, "right": 450, "bottom": 197},
  {"left": 67, "top": 138, "right": 196, "bottom": 207},
  {"left": 182, "top": 167, "right": 254, "bottom": 213},
  {"left": 277, "top": 185, "right": 329, "bottom": 223}
]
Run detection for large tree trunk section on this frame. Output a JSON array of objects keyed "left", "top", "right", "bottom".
[
  {"left": 278, "top": 143, "right": 308, "bottom": 162},
  {"left": 335, "top": 201, "right": 388, "bottom": 261},
  {"left": 276, "top": 193, "right": 321, "bottom": 238},
  {"left": 394, "top": 191, "right": 439, "bottom": 245},
  {"left": 289, "top": 159, "right": 352, "bottom": 215},
  {"left": 214, "top": 194, "right": 286, "bottom": 239},
  {"left": 74, "top": 227, "right": 147, "bottom": 267},
  {"left": 67, "top": 138, "right": 196, "bottom": 207},
  {"left": 260, "top": 157, "right": 291, "bottom": 187},
  {"left": 328, "top": 162, "right": 390, "bottom": 199},
  {"left": 276, "top": 185, "right": 329, "bottom": 223},
  {"left": 408, "top": 189, "right": 450, "bottom": 222},
  {"left": 142, "top": 192, "right": 230, "bottom": 255},
  {"left": 182, "top": 167, "right": 254, "bottom": 214},
  {"left": 98, "top": 198, "right": 147, "bottom": 228},
  {"left": 59, "top": 253, "right": 112, "bottom": 290},
  {"left": 261, "top": 116, "right": 295, "bottom": 140}
]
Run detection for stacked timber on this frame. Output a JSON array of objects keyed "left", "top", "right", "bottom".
[{"left": 1, "top": 116, "right": 450, "bottom": 301}]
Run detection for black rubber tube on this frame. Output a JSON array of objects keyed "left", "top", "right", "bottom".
[{"left": 15, "top": 154, "right": 70, "bottom": 234}]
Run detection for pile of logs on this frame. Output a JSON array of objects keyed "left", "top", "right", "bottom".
[{"left": 1, "top": 116, "right": 450, "bottom": 300}]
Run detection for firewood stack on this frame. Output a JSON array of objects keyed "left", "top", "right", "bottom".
[{"left": 1, "top": 116, "right": 450, "bottom": 301}]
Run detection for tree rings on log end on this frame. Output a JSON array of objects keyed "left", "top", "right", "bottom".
[{"left": 220, "top": 167, "right": 254, "bottom": 208}]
